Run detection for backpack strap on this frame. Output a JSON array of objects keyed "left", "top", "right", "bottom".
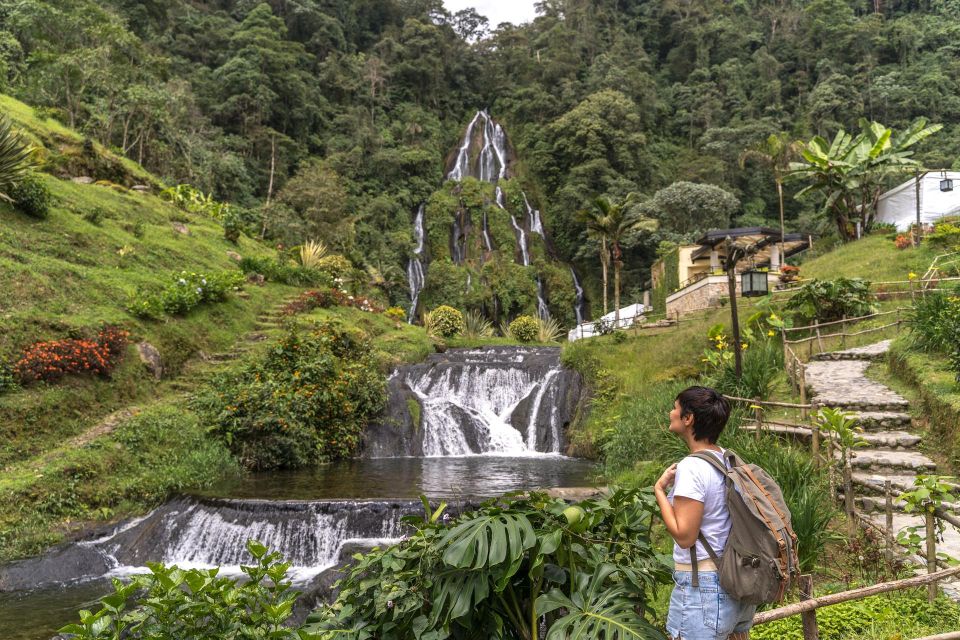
[{"left": 685, "top": 451, "right": 726, "bottom": 587}]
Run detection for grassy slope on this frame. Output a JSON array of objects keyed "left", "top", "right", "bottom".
[{"left": 0, "top": 94, "right": 310, "bottom": 558}]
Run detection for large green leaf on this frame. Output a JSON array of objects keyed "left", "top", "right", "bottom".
[
  {"left": 537, "top": 583, "right": 665, "bottom": 639},
  {"left": 439, "top": 512, "right": 537, "bottom": 570}
]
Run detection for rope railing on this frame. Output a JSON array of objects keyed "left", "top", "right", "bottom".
[{"left": 780, "top": 308, "right": 901, "bottom": 333}]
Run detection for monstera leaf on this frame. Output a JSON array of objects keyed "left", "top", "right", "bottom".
[
  {"left": 536, "top": 564, "right": 666, "bottom": 640},
  {"left": 439, "top": 512, "right": 537, "bottom": 570}
]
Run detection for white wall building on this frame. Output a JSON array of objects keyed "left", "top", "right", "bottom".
[{"left": 875, "top": 171, "right": 960, "bottom": 230}]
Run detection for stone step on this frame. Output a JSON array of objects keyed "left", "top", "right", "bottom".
[
  {"left": 245, "top": 333, "right": 268, "bottom": 343},
  {"left": 850, "top": 411, "right": 913, "bottom": 430},
  {"left": 203, "top": 353, "right": 238, "bottom": 364},
  {"left": 846, "top": 448, "right": 936, "bottom": 473},
  {"left": 852, "top": 471, "right": 920, "bottom": 495},
  {"left": 820, "top": 398, "right": 911, "bottom": 413},
  {"left": 811, "top": 339, "right": 892, "bottom": 362},
  {"left": 860, "top": 430, "right": 922, "bottom": 449},
  {"left": 253, "top": 322, "right": 283, "bottom": 331}
]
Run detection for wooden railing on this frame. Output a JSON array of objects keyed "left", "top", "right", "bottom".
[{"left": 779, "top": 308, "right": 906, "bottom": 361}]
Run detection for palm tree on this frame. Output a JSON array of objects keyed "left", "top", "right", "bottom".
[
  {"left": 0, "top": 116, "right": 33, "bottom": 201},
  {"left": 579, "top": 197, "right": 658, "bottom": 327},
  {"left": 739, "top": 133, "right": 802, "bottom": 264},
  {"left": 577, "top": 202, "right": 613, "bottom": 317}
]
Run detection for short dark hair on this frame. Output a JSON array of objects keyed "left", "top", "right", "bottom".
[{"left": 676, "top": 386, "right": 730, "bottom": 443}]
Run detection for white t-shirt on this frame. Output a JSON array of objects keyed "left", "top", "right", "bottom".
[{"left": 669, "top": 449, "right": 730, "bottom": 565}]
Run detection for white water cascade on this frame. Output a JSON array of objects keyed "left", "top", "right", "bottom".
[
  {"left": 398, "top": 348, "right": 571, "bottom": 457},
  {"left": 571, "top": 268, "right": 586, "bottom": 325},
  {"left": 407, "top": 204, "right": 427, "bottom": 322}
]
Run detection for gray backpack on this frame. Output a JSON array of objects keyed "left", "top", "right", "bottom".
[{"left": 688, "top": 450, "right": 799, "bottom": 605}]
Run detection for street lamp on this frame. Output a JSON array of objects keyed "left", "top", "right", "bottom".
[
  {"left": 741, "top": 269, "right": 769, "bottom": 298},
  {"left": 941, "top": 171, "right": 954, "bottom": 192}
]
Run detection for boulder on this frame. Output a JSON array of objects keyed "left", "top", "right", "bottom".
[
  {"left": 136, "top": 342, "right": 163, "bottom": 380},
  {"left": 246, "top": 273, "right": 265, "bottom": 286},
  {"left": 71, "top": 176, "right": 94, "bottom": 184},
  {"left": 172, "top": 222, "right": 190, "bottom": 235},
  {"left": 226, "top": 251, "right": 243, "bottom": 262},
  {"left": 131, "top": 184, "right": 151, "bottom": 193}
]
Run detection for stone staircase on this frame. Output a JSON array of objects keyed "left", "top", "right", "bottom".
[{"left": 805, "top": 339, "right": 960, "bottom": 596}]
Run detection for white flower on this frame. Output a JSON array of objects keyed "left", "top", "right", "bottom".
[
  {"left": 196, "top": 287, "right": 203, "bottom": 294},
  {"left": 201, "top": 278, "right": 207, "bottom": 285},
  {"left": 178, "top": 278, "right": 187, "bottom": 285}
]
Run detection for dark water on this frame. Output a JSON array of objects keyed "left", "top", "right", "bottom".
[
  {"left": 2, "top": 456, "right": 598, "bottom": 639},
  {"left": 0, "top": 581, "right": 109, "bottom": 640},
  {"left": 201, "top": 455, "right": 599, "bottom": 501}
]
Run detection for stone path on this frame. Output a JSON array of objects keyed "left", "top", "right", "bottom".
[{"left": 805, "top": 339, "right": 960, "bottom": 596}]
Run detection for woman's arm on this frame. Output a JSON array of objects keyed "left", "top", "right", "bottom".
[{"left": 655, "top": 464, "right": 705, "bottom": 550}]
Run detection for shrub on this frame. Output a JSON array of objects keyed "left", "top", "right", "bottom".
[
  {"left": 192, "top": 324, "right": 386, "bottom": 469},
  {"left": 428, "top": 305, "right": 465, "bottom": 338},
  {"left": 510, "top": 315, "right": 539, "bottom": 342},
  {"left": 384, "top": 306, "right": 407, "bottom": 322},
  {"left": 785, "top": 277, "right": 876, "bottom": 324},
  {"left": 927, "top": 220, "right": 960, "bottom": 248},
  {"left": 238, "top": 256, "right": 329, "bottom": 287},
  {"left": 315, "top": 254, "right": 353, "bottom": 280},
  {"left": 871, "top": 221, "right": 897, "bottom": 235},
  {"left": 895, "top": 233, "right": 912, "bottom": 249},
  {"left": 128, "top": 271, "right": 244, "bottom": 319},
  {"left": 906, "top": 288, "right": 960, "bottom": 381},
  {"left": 0, "top": 360, "right": 18, "bottom": 395},
  {"left": 81, "top": 206, "right": 106, "bottom": 226},
  {"left": 222, "top": 206, "right": 243, "bottom": 243},
  {"left": 61, "top": 540, "right": 302, "bottom": 639},
  {"left": 14, "top": 326, "right": 129, "bottom": 384},
  {"left": 282, "top": 288, "right": 382, "bottom": 315},
  {"left": 7, "top": 171, "right": 53, "bottom": 218}
]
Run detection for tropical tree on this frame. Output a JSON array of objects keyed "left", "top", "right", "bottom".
[
  {"left": 0, "top": 116, "right": 33, "bottom": 201},
  {"left": 579, "top": 197, "right": 657, "bottom": 327},
  {"left": 739, "top": 133, "right": 803, "bottom": 262},
  {"left": 785, "top": 118, "right": 942, "bottom": 241}
]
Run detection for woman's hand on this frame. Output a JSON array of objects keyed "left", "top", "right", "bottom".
[{"left": 655, "top": 463, "right": 678, "bottom": 493}]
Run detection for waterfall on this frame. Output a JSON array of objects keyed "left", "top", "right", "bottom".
[
  {"left": 448, "top": 111, "right": 483, "bottom": 181},
  {"left": 536, "top": 279, "right": 550, "bottom": 320},
  {"left": 386, "top": 347, "right": 576, "bottom": 457},
  {"left": 510, "top": 215, "right": 530, "bottom": 266},
  {"left": 482, "top": 211, "right": 493, "bottom": 252},
  {"left": 571, "top": 268, "right": 586, "bottom": 325},
  {"left": 496, "top": 186, "right": 507, "bottom": 209},
  {"left": 407, "top": 204, "right": 427, "bottom": 322},
  {"left": 524, "top": 192, "right": 544, "bottom": 236}
]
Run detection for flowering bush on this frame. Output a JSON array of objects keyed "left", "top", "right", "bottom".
[
  {"left": 509, "top": 315, "right": 539, "bottom": 342},
  {"left": 384, "top": 306, "right": 406, "bottom": 322},
  {"left": 191, "top": 324, "right": 385, "bottom": 469},
  {"left": 894, "top": 233, "right": 912, "bottom": 249},
  {"left": 281, "top": 288, "right": 383, "bottom": 316},
  {"left": 237, "top": 256, "right": 330, "bottom": 287},
  {"left": 428, "top": 306, "right": 465, "bottom": 338},
  {"left": 128, "top": 271, "right": 244, "bottom": 318},
  {"left": 14, "top": 326, "right": 130, "bottom": 384}
]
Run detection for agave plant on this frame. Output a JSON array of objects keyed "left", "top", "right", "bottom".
[
  {"left": 463, "top": 310, "right": 494, "bottom": 339},
  {"left": 0, "top": 116, "right": 34, "bottom": 201},
  {"left": 537, "top": 316, "right": 565, "bottom": 343},
  {"left": 299, "top": 240, "right": 329, "bottom": 269}
]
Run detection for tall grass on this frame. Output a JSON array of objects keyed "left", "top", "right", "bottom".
[{"left": 707, "top": 339, "right": 784, "bottom": 400}]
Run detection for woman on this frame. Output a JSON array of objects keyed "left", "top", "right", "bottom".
[{"left": 654, "top": 386, "right": 755, "bottom": 640}]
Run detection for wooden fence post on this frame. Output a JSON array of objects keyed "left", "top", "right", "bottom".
[
  {"left": 826, "top": 436, "right": 836, "bottom": 497},
  {"left": 800, "top": 366, "right": 808, "bottom": 420},
  {"left": 840, "top": 315, "right": 847, "bottom": 349},
  {"left": 927, "top": 510, "right": 938, "bottom": 603},
  {"left": 815, "top": 326, "right": 825, "bottom": 355},
  {"left": 811, "top": 403, "right": 821, "bottom": 469},
  {"left": 754, "top": 398, "right": 763, "bottom": 441},
  {"left": 799, "top": 574, "right": 819, "bottom": 640},
  {"left": 885, "top": 480, "right": 894, "bottom": 573},
  {"left": 843, "top": 457, "right": 856, "bottom": 536}
]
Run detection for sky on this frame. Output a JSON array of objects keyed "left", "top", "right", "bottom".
[{"left": 442, "top": 1, "right": 539, "bottom": 26}]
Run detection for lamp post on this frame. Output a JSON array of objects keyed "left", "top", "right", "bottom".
[
  {"left": 724, "top": 237, "right": 745, "bottom": 379},
  {"left": 941, "top": 171, "right": 954, "bottom": 192}
]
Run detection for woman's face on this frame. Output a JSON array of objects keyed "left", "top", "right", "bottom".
[{"left": 668, "top": 400, "right": 690, "bottom": 436}]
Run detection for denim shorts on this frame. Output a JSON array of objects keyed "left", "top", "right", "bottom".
[{"left": 666, "top": 570, "right": 756, "bottom": 640}]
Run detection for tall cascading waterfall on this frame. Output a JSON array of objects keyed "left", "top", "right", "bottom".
[
  {"left": 364, "top": 347, "right": 582, "bottom": 458},
  {"left": 407, "top": 204, "right": 427, "bottom": 322}
]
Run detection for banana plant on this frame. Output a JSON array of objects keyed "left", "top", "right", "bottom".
[{"left": 785, "top": 118, "right": 942, "bottom": 241}]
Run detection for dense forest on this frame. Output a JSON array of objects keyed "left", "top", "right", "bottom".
[{"left": 1, "top": 0, "right": 958, "bottom": 318}]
